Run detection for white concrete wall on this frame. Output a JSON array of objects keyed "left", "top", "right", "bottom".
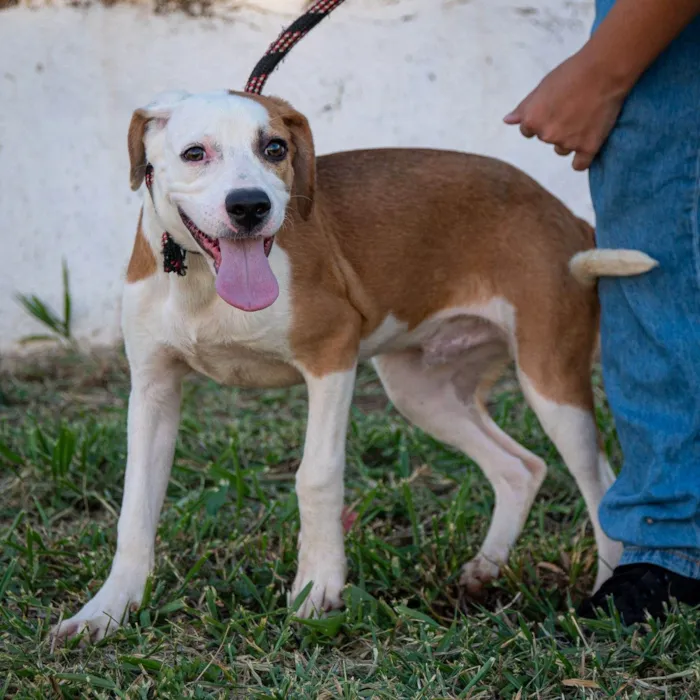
[{"left": 0, "top": 0, "right": 595, "bottom": 352}]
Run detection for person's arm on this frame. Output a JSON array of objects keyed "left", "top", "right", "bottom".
[{"left": 504, "top": 0, "right": 700, "bottom": 170}]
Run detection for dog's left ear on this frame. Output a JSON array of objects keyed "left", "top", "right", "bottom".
[
  {"left": 287, "top": 110, "right": 316, "bottom": 220},
  {"left": 127, "top": 90, "right": 190, "bottom": 191},
  {"left": 266, "top": 97, "right": 316, "bottom": 220}
]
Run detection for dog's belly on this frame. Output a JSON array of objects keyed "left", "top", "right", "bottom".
[
  {"left": 361, "top": 299, "right": 514, "bottom": 362},
  {"left": 184, "top": 343, "right": 303, "bottom": 388}
]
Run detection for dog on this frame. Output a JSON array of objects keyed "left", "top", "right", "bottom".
[{"left": 51, "top": 89, "right": 657, "bottom": 643}]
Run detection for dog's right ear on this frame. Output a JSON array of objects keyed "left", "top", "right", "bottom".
[{"left": 128, "top": 90, "right": 190, "bottom": 191}]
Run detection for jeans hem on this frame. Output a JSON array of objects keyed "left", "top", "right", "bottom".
[{"left": 620, "top": 547, "right": 700, "bottom": 580}]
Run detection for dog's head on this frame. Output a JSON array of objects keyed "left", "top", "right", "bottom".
[{"left": 128, "top": 90, "right": 315, "bottom": 311}]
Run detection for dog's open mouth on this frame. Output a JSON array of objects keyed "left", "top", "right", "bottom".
[
  {"left": 178, "top": 209, "right": 279, "bottom": 312},
  {"left": 178, "top": 209, "right": 275, "bottom": 270}
]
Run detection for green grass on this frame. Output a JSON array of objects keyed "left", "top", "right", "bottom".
[{"left": 2, "top": 350, "right": 699, "bottom": 698}]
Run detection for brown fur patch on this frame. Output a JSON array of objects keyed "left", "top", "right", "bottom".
[
  {"left": 128, "top": 110, "right": 151, "bottom": 191},
  {"left": 277, "top": 147, "right": 599, "bottom": 399},
  {"left": 126, "top": 210, "right": 157, "bottom": 283}
]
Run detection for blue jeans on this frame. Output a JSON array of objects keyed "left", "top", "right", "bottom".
[{"left": 590, "top": 2, "right": 700, "bottom": 578}]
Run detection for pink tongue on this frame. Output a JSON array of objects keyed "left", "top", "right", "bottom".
[{"left": 215, "top": 238, "right": 279, "bottom": 311}]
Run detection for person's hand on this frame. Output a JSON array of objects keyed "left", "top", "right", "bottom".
[{"left": 504, "top": 49, "right": 629, "bottom": 171}]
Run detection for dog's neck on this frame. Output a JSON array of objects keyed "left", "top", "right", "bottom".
[{"left": 138, "top": 197, "right": 224, "bottom": 317}]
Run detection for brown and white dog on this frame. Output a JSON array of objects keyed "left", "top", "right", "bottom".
[{"left": 52, "top": 89, "right": 657, "bottom": 643}]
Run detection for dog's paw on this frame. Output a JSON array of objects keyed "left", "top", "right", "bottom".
[
  {"left": 459, "top": 555, "right": 501, "bottom": 595},
  {"left": 50, "top": 575, "right": 146, "bottom": 648},
  {"left": 290, "top": 550, "right": 347, "bottom": 618}
]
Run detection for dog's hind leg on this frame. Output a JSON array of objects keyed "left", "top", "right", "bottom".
[
  {"left": 516, "top": 366, "right": 622, "bottom": 592},
  {"left": 374, "top": 349, "right": 547, "bottom": 594},
  {"left": 51, "top": 354, "right": 187, "bottom": 646},
  {"left": 514, "top": 312, "right": 623, "bottom": 592}
]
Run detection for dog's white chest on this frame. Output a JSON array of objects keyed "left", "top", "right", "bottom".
[
  {"left": 171, "top": 300, "right": 301, "bottom": 387},
  {"left": 124, "top": 246, "right": 302, "bottom": 388}
]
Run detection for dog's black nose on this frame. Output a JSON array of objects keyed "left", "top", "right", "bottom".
[{"left": 225, "top": 189, "right": 271, "bottom": 232}]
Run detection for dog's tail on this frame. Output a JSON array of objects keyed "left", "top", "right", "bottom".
[{"left": 569, "top": 249, "right": 659, "bottom": 287}]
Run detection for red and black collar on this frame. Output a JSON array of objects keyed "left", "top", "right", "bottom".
[{"left": 145, "top": 163, "right": 191, "bottom": 276}]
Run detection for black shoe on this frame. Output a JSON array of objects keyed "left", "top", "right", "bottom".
[{"left": 577, "top": 563, "right": 700, "bottom": 625}]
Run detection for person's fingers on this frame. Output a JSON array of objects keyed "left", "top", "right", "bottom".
[
  {"left": 572, "top": 151, "right": 593, "bottom": 171},
  {"left": 554, "top": 145, "right": 572, "bottom": 156},
  {"left": 519, "top": 122, "right": 536, "bottom": 138},
  {"left": 503, "top": 94, "right": 531, "bottom": 125}
]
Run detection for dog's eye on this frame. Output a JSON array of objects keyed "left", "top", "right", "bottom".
[
  {"left": 264, "top": 139, "right": 287, "bottom": 161},
  {"left": 181, "top": 146, "right": 206, "bottom": 162}
]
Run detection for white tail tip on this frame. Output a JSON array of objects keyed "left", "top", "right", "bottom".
[{"left": 569, "top": 249, "right": 659, "bottom": 286}]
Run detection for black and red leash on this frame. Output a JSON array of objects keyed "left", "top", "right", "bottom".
[
  {"left": 245, "top": 0, "right": 348, "bottom": 96},
  {"left": 157, "top": 0, "right": 347, "bottom": 274}
]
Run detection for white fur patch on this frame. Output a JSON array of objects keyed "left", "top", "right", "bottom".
[{"left": 359, "top": 315, "right": 408, "bottom": 358}]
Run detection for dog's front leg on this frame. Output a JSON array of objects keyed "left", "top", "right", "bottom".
[
  {"left": 52, "top": 360, "right": 185, "bottom": 645},
  {"left": 291, "top": 365, "right": 357, "bottom": 618}
]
